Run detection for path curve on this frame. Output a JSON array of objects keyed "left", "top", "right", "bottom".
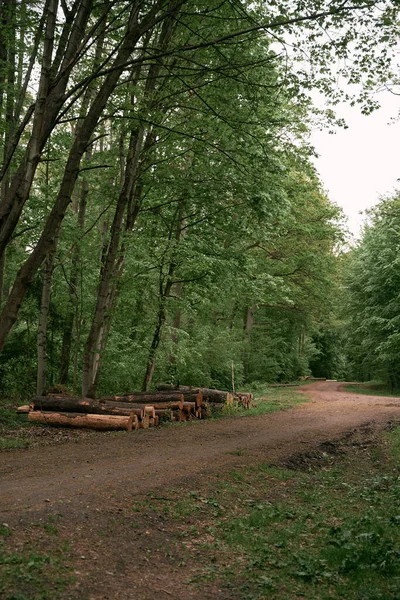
[{"left": 1, "top": 381, "right": 400, "bottom": 518}]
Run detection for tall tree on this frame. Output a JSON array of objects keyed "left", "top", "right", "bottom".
[{"left": 345, "top": 193, "right": 400, "bottom": 387}]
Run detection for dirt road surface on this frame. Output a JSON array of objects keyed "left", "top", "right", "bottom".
[{"left": 1, "top": 381, "right": 400, "bottom": 599}]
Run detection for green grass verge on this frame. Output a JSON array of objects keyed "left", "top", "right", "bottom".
[
  {"left": 220, "top": 385, "right": 310, "bottom": 418},
  {"left": 0, "top": 406, "right": 30, "bottom": 450},
  {"left": 139, "top": 425, "right": 400, "bottom": 599},
  {"left": 0, "top": 524, "right": 74, "bottom": 600},
  {"left": 343, "top": 382, "right": 400, "bottom": 397}
]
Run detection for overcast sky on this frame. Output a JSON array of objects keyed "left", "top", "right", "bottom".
[{"left": 310, "top": 92, "right": 400, "bottom": 239}]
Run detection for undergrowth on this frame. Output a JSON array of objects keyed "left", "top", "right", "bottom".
[
  {"left": 220, "top": 385, "right": 310, "bottom": 418},
  {"left": 0, "top": 406, "right": 29, "bottom": 450},
  {"left": 343, "top": 381, "right": 400, "bottom": 397},
  {"left": 0, "top": 524, "right": 74, "bottom": 600},
  {"left": 140, "top": 424, "right": 400, "bottom": 599}
]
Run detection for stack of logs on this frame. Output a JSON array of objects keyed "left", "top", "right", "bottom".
[{"left": 22, "top": 387, "right": 253, "bottom": 432}]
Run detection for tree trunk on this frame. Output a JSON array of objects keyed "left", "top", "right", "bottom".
[
  {"left": 242, "top": 305, "right": 255, "bottom": 379},
  {"left": 142, "top": 199, "right": 186, "bottom": 391},
  {"left": 58, "top": 158, "right": 88, "bottom": 385},
  {"left": 0, "top": 0, "right": 94, "bottom": 261},
  {"left": 81, "top": 126, "right": 145, "bottom": 398},
  {"left": 82, "top": 11, "right": 179, "bottom": 398},
  {"left": 36, "top": 249, "right": 56, "bottom": 395},
  {"left": 0, "top": 2, "right": 167, "bottom": 353}
]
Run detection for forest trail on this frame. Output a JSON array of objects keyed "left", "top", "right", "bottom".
[
  {"left": 2, "top": 381, "right": 400, "bottom": 599},
  {"left": 1, "top": 381, "right": 400, "bottom": 517}
]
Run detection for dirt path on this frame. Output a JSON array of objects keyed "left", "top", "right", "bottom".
[
  {"left": 1, "top": 381, "right": 400, "bottom": 517},
  {"left": 1, "top": 381, "right": 400, "bottom": 599}
]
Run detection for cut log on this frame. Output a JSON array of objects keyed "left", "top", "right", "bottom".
[
  {"left": 143, "top": 405, "right": 156, "bottom": 419},
  {"left": 182, "top": 401, "right": 196, "bottom": 415},
  {"left": 154, "top": 409, "right": 173, "bottom": 420},
  {"left": 234, "top": 392, "right": 253, "bottom": 409},
  {"left": 29, "top": 396, "right": 144, "bottom": 418},
  {"left": 28, "top": 411, "right": 133, "bottom": 431},
  {"left": 106, "top": 390, "right": 203, "bottom": 406},
  {"left": 139, "top": 414, "right": 150, "bottom": 429},
  {"left": 107, "top": 392, "right": 185, "bottom": 404},
  {"left": 132, "top": 400, "right": 183, "bottom": 411},
  {"left": 174, "top": 387, "right": 233, "bottom": 404},
  {"left": 156, "top": 383, "right": 176, "bottom": 391},
  {"left": 201, "top": 403, "right": 211, "bottom": 419},
  {"left": 16, "top": 405, "right": 30, "bottom": 413}
]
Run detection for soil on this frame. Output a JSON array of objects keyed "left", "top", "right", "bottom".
[{"left": 1, "top": 380, "right": 400, "bottom": 599}]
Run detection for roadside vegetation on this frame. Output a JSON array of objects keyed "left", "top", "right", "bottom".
[
  {"left": 139, "top": 424, "right": 400, "bottom": 600},
  {"left": 343, "top": 382, "right": 400, "bottom": 398},
  {"left": 0, "top": 523, "right": 74, "bottom": 600}
]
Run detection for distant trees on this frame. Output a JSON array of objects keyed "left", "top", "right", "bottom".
[
  {"left": 0, "top": 0, "right": 399, "bottom": 396},
  {"left": 344, "top": 194, "right": 400, "bottom": 388}
]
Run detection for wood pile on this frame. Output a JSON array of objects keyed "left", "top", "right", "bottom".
[{"left": 22, "top": 386, "right": 253, "bottom": 432}]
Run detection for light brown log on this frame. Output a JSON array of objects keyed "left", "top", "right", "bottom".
[
  {"left": 225, "top": 393, "right": 234, "bottom": 406},
  {"left": 139, "top": 414, "right": 150, "bottom": 429},
  {"left": 102, "top": 403, "right": 144, "bottom": 418},
  {"left": 28, "top": 411, "right": 133, "bottom": 431},
  {"left": 16, "top": 405, "right": 30, "bottom": 413},
  {"left": 143, "top": 405, "right": 156, "bottom": 419},
  {"left": 158, "top": 389, "right": 203, "bottom": 406}
]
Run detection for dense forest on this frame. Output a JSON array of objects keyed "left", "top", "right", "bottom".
[{"left": 0, "top": 0, "right": 399, "bottom": 398}]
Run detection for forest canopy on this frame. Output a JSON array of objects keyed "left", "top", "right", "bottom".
[{"left": 0, "top": 0, "right": 399, "bottom": 397}]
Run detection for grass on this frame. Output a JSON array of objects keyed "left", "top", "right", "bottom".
[
  {"left": 136, "top": 424, "right": 400, "bottom": 599},
  {"left": 0, "top": 524, "right": 74, "bottom": 600},
  {"left": 387, "top": 426, "right": 400, "bottom": 460},
  {"left": 219, "top": 385, "right": 310, "bottom": 419},
  {"left": 343, "top": 381, "right": 400, "bottom": 397},
  {"left": 0, "top": 406, "right": 30, "bottom": 450}
]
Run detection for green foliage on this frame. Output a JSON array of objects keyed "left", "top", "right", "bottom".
[
  {"left": 344, "top": 193, "right": 400, "bottom": 387},
  {"left": 2, "top": 0, "right": 389, "bottom": 397},
  {"left": 0, "top": 540, "right": 73, "bottom": 600}
]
